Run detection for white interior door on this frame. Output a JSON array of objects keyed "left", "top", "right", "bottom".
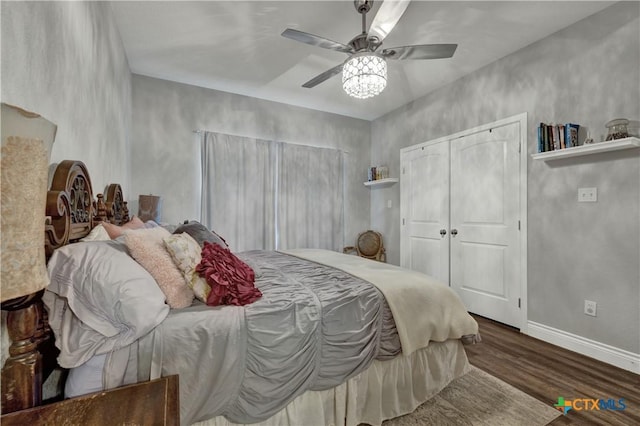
[
  {"left": 400, "top": 141, "right": 450, "bottom": 284},
  {"left": 450, "top": 122, "right": 521, "bottom": 327}
]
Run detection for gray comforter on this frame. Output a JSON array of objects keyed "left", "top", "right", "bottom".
[{"left": 137, "top": 250, "right": 401, "bottom": 425}]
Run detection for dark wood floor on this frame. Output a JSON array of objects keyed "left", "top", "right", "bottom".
[{"left": 465, "top": 315, "right": 640, "bottom": 425}]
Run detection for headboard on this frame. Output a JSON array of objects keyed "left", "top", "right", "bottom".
[
  {"left": 1, "top": 160, "right": 128, "bottom": 414},
  {"left": 45, "top": 160, "right": 129, "bottom": 257}
]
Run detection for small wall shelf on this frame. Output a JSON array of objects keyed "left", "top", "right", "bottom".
[
  {"left": 532, "top": 137, "right": 640, "bottom": 161},
  {"left": 364, "top": 178, "right": 399, "bottom": 188}
]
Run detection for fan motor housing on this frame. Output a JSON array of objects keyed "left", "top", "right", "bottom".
[
  {"left": 354, "top": 0, "right": 373, "bottom": 14},
  {"left": 349, "top": 34, "right": 370, "bottom": 52}
]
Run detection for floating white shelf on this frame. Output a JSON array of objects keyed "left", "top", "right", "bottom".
[
  {"left": 532, "top": 137, "right": 640, "bottom": 161},
  {"left": 363, "top": 178, "right": 399, "bottom": 187}
]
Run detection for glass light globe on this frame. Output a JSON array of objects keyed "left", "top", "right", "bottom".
[{"left": 342, "top": 53, "right": 387, "bottom": 99}]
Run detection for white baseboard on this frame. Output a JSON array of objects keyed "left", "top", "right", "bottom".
[{"left": 527, "top": 321, "right": 640, "bottom": 375}]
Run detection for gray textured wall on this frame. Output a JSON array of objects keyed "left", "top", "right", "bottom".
[
  {"left": 371, "top": 2, "right": 640, "bottom": 353},
  {"left": 1, "top": 1, "right": 131, "bottom": 372},
  {"left": 131, "top": 75, "right": 371, "bottom": 247},
  {"left": 1, "top": 1, "right": 132, "bottom": 193}
]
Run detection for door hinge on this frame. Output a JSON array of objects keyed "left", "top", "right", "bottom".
[
  {"left": 402, "top": 167, "right": 405, "bottom": 175},
  {"left": 518, "top": 220, "right": 521, "bottom": 230},
  {"left": 518, "top": 298, "right": 521, "bottom": 308},
  {"left": 402, "top": 218, "right": 405, "bottom": 225}
]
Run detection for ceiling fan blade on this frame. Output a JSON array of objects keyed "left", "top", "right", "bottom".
[
  {"left": 282, "top": 28, "right": 354, "bottom": 54},
  {"left": 382, "top": 44, "right": 458, "bottom": 60},
  {"left": 302, "top": 63, "right": 344, "bottom": 88},
  {"left": 368, "top": 0, "right": 411, "bottom": 43}
]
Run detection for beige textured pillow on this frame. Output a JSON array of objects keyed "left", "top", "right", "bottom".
[
  {"left": 103, "top": 216, "right": 145, "bottom": 239},
  {"left": 164, "top": 233, "right": 210, "bottom": 303},
  {"left": 124, "top": 227, "right": 194, "bottom": 308}
]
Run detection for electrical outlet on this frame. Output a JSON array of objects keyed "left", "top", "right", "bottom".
[
  {"left": 584, "top": 300, "right": 597, "bottom": 317},
  {"left": 578, "top": 187, "right": 597, "bottom": 202}
]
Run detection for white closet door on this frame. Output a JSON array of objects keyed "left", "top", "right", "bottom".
[
  {"left": 400, "top": 141, "right": 450, "bottom": 285},
  {"left": 450, "top": 122, "right": 521, "bottom": 327}
]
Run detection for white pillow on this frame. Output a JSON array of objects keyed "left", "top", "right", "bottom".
[
  {"left": 44, "top": 240, "right": 170, "bottom": 368},
  {"left": 80, "top": 224, "right": 110, "bottom": 242}
]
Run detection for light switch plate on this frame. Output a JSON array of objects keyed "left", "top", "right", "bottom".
[{"left": 578, "top": 187, "right": 597, "bottom": 202}]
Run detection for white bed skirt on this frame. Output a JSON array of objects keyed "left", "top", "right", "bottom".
[{"left": 195, "top": 339, "right": 471, "bottom": 426}]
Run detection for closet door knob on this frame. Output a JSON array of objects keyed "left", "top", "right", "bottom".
[
  {"left": 440, "top": 229, "right": 447, "bottom": 236},
  {"left": 451, "top": 229, "right": 458, "bottom": 236}
]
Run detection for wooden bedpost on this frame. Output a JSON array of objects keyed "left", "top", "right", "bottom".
[
  {"left": 123, "top": 201, "right": 130, "bottom": 223},
  {"left": 1, "top": 294, "right": 43, "bottom": 413},
  {"left": 95, "top": 193, "right": 107, "bottom": 223}
]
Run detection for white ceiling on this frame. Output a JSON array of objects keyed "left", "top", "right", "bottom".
[{"left": 110, "top": 1, "right": 614, "bottom": 121}]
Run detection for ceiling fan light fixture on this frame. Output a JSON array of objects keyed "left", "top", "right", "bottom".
[{"left": 342, "top": 53, "right": 387, "bottom": 99}]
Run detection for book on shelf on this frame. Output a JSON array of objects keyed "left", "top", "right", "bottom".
[
  {"left": 538, "top": 122, "right": 552, "bottom": 152},
  {"left": 537, "top": 122, "right": 580, "bottom": 153},
  {"left": 552, "top": 125, "right": 560, "bottom": 150},
  {"left": 565, "top": 123, "right": 579, "bottom": 148},
  {"left": 537, "top": 125, "right": 544, "bottom": 153}
]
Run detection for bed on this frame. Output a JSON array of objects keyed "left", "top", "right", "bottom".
[{"left": 1, "top": 160, "right": 480, "bottom": 425}]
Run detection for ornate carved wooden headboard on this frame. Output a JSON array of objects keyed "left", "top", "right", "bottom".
[
  {"left": 45, "top": 160, "right": 129, "bottom": 256},
  {"left": 1, "top": 160, "right": 128, "bottom": 414}
]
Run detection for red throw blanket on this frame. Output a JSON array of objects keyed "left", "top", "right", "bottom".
[{"left": 196, "top": 242, "right": 262, "bottom": 306}]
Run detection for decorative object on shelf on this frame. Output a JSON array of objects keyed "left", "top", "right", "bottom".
[
  {"left": 605, "top": 118, "right": 630, "bottom": 141},
  {"left": 583, "top": 131, "right": 594, "bottom": 145},
  {"left": 368, "top": 165, "right": 389, "bottom": 181},
  {"left": 1, "top": 103, "right": 57, "bottom": 412},
  {"left": 138, "top": 194, "right": 163, "bottom": 222},
  {"left": 377, "top": 165, "right": 389, "bottom": 180}
]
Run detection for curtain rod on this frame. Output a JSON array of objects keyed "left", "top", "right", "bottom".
[{"left": 192, "top": 129, "right": 350, "bottom": 154}]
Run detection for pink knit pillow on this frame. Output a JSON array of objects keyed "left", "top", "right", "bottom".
[
  {"left": 103, "top": 216, "right": 145, "bottom": 239},
  {"left": 124, "top": 227, "right": 194, "bottom": 308}
]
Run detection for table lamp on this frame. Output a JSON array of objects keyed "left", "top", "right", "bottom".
[{"left": 1, "top": 103, "right": 57, "bottom": 412}]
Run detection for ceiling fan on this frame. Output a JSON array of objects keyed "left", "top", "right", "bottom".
[{"left": 281, "top": 0, "right": 457, "bottom": 99}]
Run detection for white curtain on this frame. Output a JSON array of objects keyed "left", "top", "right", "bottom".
[
  {"left": 277, "top": 143, "right": 344, "bottom": 251},
  {"left": 201, "top": 131, "right": 344, "bottom": 252},
  {"left": 200, "top": 132, "right": 276, "bottom": 252}
]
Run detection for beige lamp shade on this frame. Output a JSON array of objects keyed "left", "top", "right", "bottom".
[
  {"left": 1, "top": 103, "right": 57, "bottom": 302},
  {"left": 138, "top": 194, "right": 163, "bottom": 223}
]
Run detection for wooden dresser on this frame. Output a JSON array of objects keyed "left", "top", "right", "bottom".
[{"left": 0, "top": 375, "right": 179, "bottom": 425}]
